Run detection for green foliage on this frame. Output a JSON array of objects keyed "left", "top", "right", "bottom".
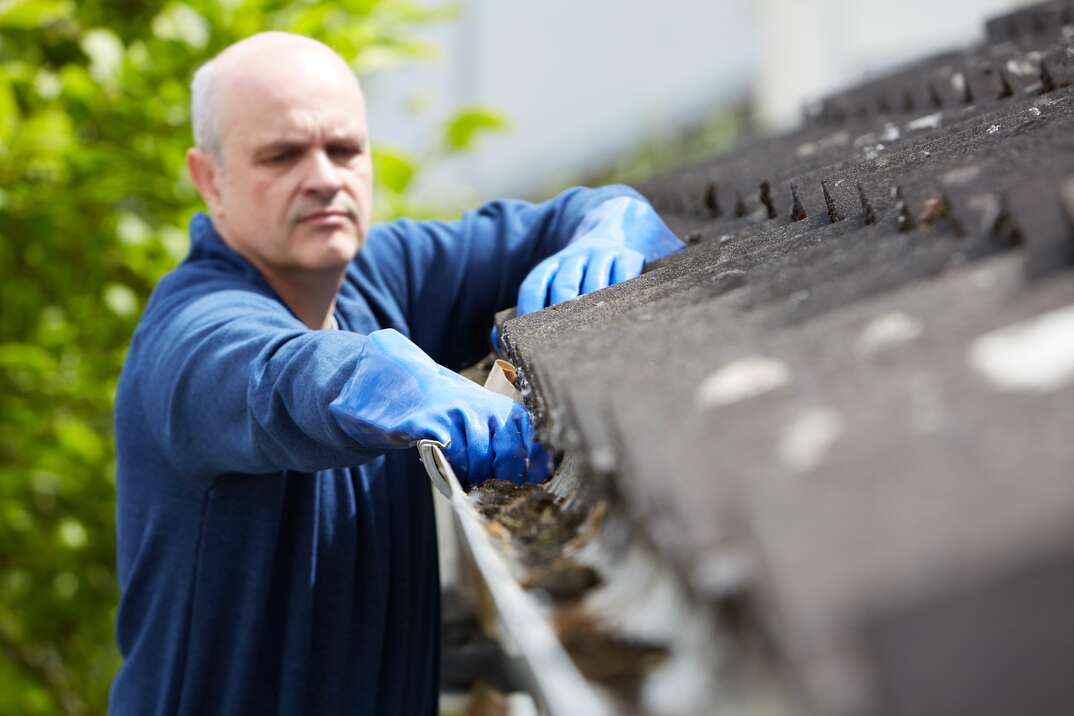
[
  {"left": 374, "top": 145, "right": 418, "bottom": 194},
  {"left": 374, "top": 104, "right": 509, "bottom": 220},
  {"left": 443, "top": 105, "right": 508, "bottom": 153},
  {"left": 0, "top": 2, "right": 474, "bottom": 713}
]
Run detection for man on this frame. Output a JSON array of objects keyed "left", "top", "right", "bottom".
[{"left": 111, "top": 32, "right": 683, "bottom": 715}]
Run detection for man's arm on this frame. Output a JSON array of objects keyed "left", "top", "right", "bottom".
[
  {"left": 353, "top": 185, "right": 646, "bottom": 370},
  {"left": 130, "top": 280, "right": 381, "bottom": 478},
  {"left": 127, "top": 273, "right": 548, "bottom": 484}
]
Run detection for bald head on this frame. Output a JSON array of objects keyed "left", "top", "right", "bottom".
[
  {"left": 184, "top": 31, "right": 374, "bottom": 299},
  {"left": 191, "top": 32, "right": 363, "bottom": 161}
]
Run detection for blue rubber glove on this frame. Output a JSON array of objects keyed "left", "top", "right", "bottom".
[
  {"left": 330, "top": 329, "right": 551, "bottom": 488},
  {"left": 491, "top": 197, "right": 684, "bottom": 352},
  {"left": 518, "top": 196, "right": 685, "bottom": 316}
]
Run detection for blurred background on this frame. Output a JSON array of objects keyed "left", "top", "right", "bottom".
[
  {"left": 0, "top": 0, "right": 1030, "bottom": 713},
  {"left": 367, "top": 0, "right": 1025, "bottom": 203}
]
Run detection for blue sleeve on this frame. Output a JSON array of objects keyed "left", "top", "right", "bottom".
[
  {"left": 352, "top": 184, "right": 644, "bottom": 369},
  {"left": 129, "top": 273, "right": 381, "bottom": 478}
]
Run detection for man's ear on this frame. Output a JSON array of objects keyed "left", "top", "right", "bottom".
[{"left": 187, "top": 148, "right": 224, "bottom": 216}]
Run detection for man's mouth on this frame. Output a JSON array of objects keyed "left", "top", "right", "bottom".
[{"left": 298, "top": 209, "right": 353, "bottom": 224}]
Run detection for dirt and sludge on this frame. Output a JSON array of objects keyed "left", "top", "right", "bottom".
[
  {"left": 470, "top": 474, "right": 670, "bottom": 700},
  {"left": 553, "top": 607, "right": 668, "bottom": 700},
  {"left": 474, "top": 479, "right": 584, "bottom": 566}
]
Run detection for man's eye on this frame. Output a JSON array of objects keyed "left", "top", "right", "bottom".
[
  {"left": 329, "top": 145, "right": 362, "bottom": 159},
  {"left": 266, "top": 150, "right": 298, "bottom": 164}
]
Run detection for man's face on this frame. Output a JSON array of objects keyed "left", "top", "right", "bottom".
[{"left": 202, "top": 55, "right": 373, "bottom": 274}]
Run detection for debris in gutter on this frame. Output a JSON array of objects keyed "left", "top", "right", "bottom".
[
  {"left": 553, "top": 607, "right": 668, "bottom": 698},
  {"left": 476, "top": 480, "right": 586, "bottom": 567}
]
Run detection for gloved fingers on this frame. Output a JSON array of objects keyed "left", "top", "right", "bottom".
[
  {"left": 550, "top": 252, "right": 589, "bottom": 305},
  {"left": 610, "top": 249, "right": 645, "bottom": 284},
  {"left": 517, "top": 259, "right": 559, "bottom": 316},
  {"left": 581, "top": 247, "right": 617, "bottom": 294},
  {"left": 519, "top": 409, "right": 552, "bottom": 483},
  {"left": 438, "top": 420, "right": 472, "bottom": 489},
  {"left": 526, "top": 442, "right": 553, "bottom": 484},
  {"left": 447, "top": 402, "right": 492, "bottom": 489},
  {"left": 490, "top": 410, "right": 529, "bottom": 484},
  {"left": 440, "top": 438, "right": 472, "bottom": 490},
  {"left": 492, "top": 403, "right": 551, "bottom": 485}
]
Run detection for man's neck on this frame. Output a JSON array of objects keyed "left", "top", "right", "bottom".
[
  {"left": 258, "top": 264, "right": 345, "bottom": 330},
  {"left": 209, "top": 219, "right": 345, "bottom": 329}
]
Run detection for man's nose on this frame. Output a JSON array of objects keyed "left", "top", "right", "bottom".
[{"left": 302, "top": 150, "right": 344, "bottom": 197}]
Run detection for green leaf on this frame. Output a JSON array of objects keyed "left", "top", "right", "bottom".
[
  {"left": 443, "top": 106, "right": 509, "bottom": 154},
  {"left": 15, "top": 108, "right": 74, "bottom": 155},
  {"left": 58, "top": 64, "right": 98, "bottom": 105},
  {"left": 3, "top": 502, "right": 32, "bottom": 533},
  {"left": 0, "top": 343, "right": 56, "bottom": 374},
  {"left": 0, "top": 0, "right": 72, "bottom": 29},
  {"left": 0, "top": 76, "right": 16, "bottom": 145},
  {"left": 373, "top": 145, "right": 416, "bottom": 194},
  {"left": 54, "top": 418, "right": 105, "bottom": 463}
]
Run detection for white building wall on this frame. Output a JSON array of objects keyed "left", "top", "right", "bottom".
[{"left": 755, "top": 0, "right": 1033, "bottom": 129}]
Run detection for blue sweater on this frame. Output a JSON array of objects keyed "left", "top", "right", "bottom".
[{"left": 109, "top": 185, "right": 638, "bottom": 715}]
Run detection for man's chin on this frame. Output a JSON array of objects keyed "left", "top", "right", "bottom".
[{"left": 299, "top": 232, "right": 361, "bottom": 270}]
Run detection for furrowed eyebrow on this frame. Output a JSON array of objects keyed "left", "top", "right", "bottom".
[
  {"left": 254, "top": 141, "right": 307, "bottom": 158},
  {"left": 254, "top": 134, "right": 366, "bottom": 156}
]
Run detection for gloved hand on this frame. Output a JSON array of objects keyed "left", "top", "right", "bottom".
[
  {"left": 491, "top": 197, "right": 685, "bottom": 352},
  {"left": 330, "top": 329, "right": 550, "bottom": 488},
  {"left": 518, "top": 196, "right": 685, "bottom": 316}
]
